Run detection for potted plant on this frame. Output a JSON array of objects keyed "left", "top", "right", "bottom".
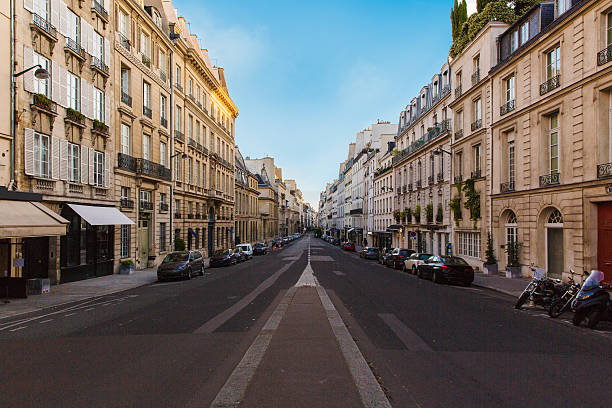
[
  {"left": 436, "top": 204, "right": 443, "bottom": 223},
  {"left": 174, "top": 237, "right": 186, "bottom": 251},
  {"left": 425, "top": 203, "right": 434, "bottom": 224},
  {"left": 414, "top": 205, "right": 421, "bottom": 223},
  {"left": 393, "top": 210, "right": 401, "bottom": 223},
  {"left": 483, "top": 232, "right": 498, "bottom": 275},
  {"left": 119, "top": 259, "right": 135, "bottom": 275},
  {"left": 405, "top": 207, "right": 412, "bottom": 224},
  {"left": 504, "top": 240, "right": 522, "bottom": 278}
]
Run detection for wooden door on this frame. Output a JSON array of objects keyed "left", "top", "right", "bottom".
[
  {"left": 23, "top": 237, "right": 49, "bottom": 279},
  {"left": 597, "top": 203, "right": 612, "bottom": 284},
  {"left": 138, "top": 220, "right": 149, "bottom": 267}
]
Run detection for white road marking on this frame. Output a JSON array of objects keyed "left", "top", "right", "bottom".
[
  {"left": 84, "top": 308, "right": 95, "bottom": 312},
  {"left": 9, "top": 326, "right": 27, "bottom": 332},
  {"left": 378, "top": 313, "right": 433, "bottom": 352},
  {"left": 64, "top": 313, "right": 75, "bottom": 317},
  {"left": 39, "top": 319, "right": 54, "bottom": 324},
  {"left": 332, "top": 270, "right": 345, "bottom": 276}
]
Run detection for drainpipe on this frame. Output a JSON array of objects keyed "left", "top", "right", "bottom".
[
  {"left": 489, "top": 75, "right": 494, "bottom": 238},
  {"left": 9, "top": 0, "right": 15, "bottom": 189}
]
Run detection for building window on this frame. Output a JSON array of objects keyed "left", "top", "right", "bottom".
[
  {"left": 473, "top": 98, "right": 481, "bottom": 122},
  {"left": 67, "top": 72, "right": 80, "bottom": 110},
  {"left": 121, "top": 186, "right": 130, "bottom": 201},
  {"left": 473, "top": 144, "right": 482, "bottom": 175},
  {"left": 509, "top": 141, "right": 515, "bottom": 185},
  {"left": 456, "top": 110, "right": 463, "bottom": 131},
  {"left": 94, "top": 88, "right": 104, "bottom": 122},
  {"left": 143, "top": 134, "right": 151, "bottom": 161},
  {"left": 160, "top": 94, "right": 167, "bottom": 122},
  {"left": 121, "top": 123, "right": 130, "bottom": 154},
  {"left": 456, "top": 151, "right": 463, "bottom": 179},
  {"left": 32, "top": 0, "right": 48, "bottom": 20},
  {"left": 607, "top": 12, "right": 612, "bottom": 47},
  {"left": 196, "top": 85, "right": 200, "bottom": 103},
  {"left": 93, "top": 151, "right": 104, "bottom": 186},
  {"left": 120, "top": 225, "right": 130, "bottom": 258},
  {"left": 121, "top": 67, "right": 129, "bottom": 95},
  {"left": 505, "top": 74, "right": 515, "bottom": 103},
  {"left": 556, "top": 0, "right": 570, "bottom": 16},
  {"left": 160, "top": 142, "right": 167, "bottom": 167},
  {"left": 68, "top": 142, "right": 80, "bottom": 182},
  {"left": 187, "top": 157, "right": 192, "bottom": 184},
  {"left": 511, "top": 30, "right": 519, "bottom": 52},
  {"left": 141, "top": 32, "right": 151, "bottom": 59},
  {"left": 520, "top": 22, "right": 529, "bottom": 45},
  {"left": 160, "top": 223, "right": 166, "bottom": 252},
  {"left": 159, "top": 50, "right": 166, "bottom": 76},
  {"left": 188, "top": 114, "right": 193, "bottom": 140},
  {"left": 143, "top": 81, "right": 151, "bottom": 110},
  {"left": 34, "top": 132, "right": 50, "bottom": 178},
  {"left": 457, "top": 231, "right": 481, "bottom": 259},
  {"left": 545, "top": 45, "right": 561, "bottom": 80},
  {"left": 189, "top": 77, "right": 193, "bottom": 96},
  {"left": 549, "top": 112, "right": 559, "bottom": 174},
  {"left": 118, "top": 8, "right": 129, "bottom": 37},
  {"left": 175, "top": 106, "right": 182, "bottom": 131},
  {"left": 175, "top": 65, "right": 181, "bottom": 86},
  {"left": 32, "top": 52, "right": 50, "bottom": 96},
  {"left": 153, "top": 10, "right": 162, "bottom": 28}
]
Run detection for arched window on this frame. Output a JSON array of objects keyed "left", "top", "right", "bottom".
[
  {"left": 503, "top": 210, "right": 518, "bottom": 264},
  {"left": 547, "top": 209, "right": 563, "bottom": 224}
]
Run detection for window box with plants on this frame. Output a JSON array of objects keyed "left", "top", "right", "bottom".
[
  {"left": 414, "top": 204, "right": 421, "bottom": 224},
  {"left": 119, "top": 259, "right": 135, "bottom": 275},
  {"left": 65, "top": 107, "right": 85, "bottom": 126},
  {"left": 425, "top": 203, "right": 434, "bottom": 224},
  {"left": 92, "top": 119, "right": 109, "bottom": 135},
  {"left": 31, "top": 93, "right": 57, "bottom": 114},
  {"left": 484, "top": 232, "right": 498, "bottom": 275}
]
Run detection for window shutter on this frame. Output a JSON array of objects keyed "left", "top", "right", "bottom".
[
  {"left": 81, "top": 81, "right": 91, "bottom": 119},
  {"left": 104, "top": 152, "right": 111, "bottom": 188},
  {"left": 59, "top": 66, "right": 68, "bottom": 107},
  {"left": 88, "top": 23, "right": 95, "bottom": 56},
  {"left": 80, "top": 18, "right": 88, "bottom": 54},
  {"left": 24, "top": 0, "right": 34, "bottom": 13},
  {"left": 24, "top": 128, "right": 35, "bottom": 176},
  {"left": 23, "top": 46, "right": 35, "bottom": 94},
  {"left": 51, "top": 137, "right": 60, "bottom": 179},
  {"left": 59, "top": 1, "right": 68, "bottom": 37},
  {"left": 80, "top": 145, "right": 88, "bottom": 183},
  {"left": 88, "top": 147, "right": 95, "bottom": 185},
  {"left": 50, "top": 0, "right": 59, "bottom": 31},
  {"left": 60, "top": 138, "right": 68, "bottom": 181},
  {"left": 104, "top": 91, "right": 110, "bottom": 125},
  {"left": 104, "top": 38, "right": 110, "bottom": 69},
  {"left": 51, "top": 60, "right": 60, "bottom": 102}
]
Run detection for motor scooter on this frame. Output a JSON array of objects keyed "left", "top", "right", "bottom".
[{"left": 571, "top": 270, "right": 612, "bottom": 329}]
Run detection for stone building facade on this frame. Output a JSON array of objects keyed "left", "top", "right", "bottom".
[{"left": 234, "top": 148, "right": 259, "bottom": 244}]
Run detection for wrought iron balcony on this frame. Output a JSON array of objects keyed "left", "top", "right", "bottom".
[
  {"left": 471, "top": 119, "right": 482, "bottom": 132},
  {"left": 143, "top": 106, "right": 152, "bottom": 118},
  {"left": 175, "top": 130, "right": 184, "bottom": 142},
  {"left": 140, "top": 201, "right": 154, "bottom": 211},
  {"left": 500, "top": 181, "right": 515, "bottom": 193},
  {"left": 160, "top": 117, "right": 168, "bottom": 128},
  {"left": 159, "top": 202, "right": 169, "bottom": 212},
  {"left": 500, "top": 99, "right": 515, "bottom": 116},
  {"left": 118, "top": 33, "right": 130, "bottom": 51},
  {"left": 454, "top": 129, "right": 464, "bottom": 140},
  {"left": 65, "top": 38, "right": 85, "bottom": 59},
  {"left": 598, "top": 44, "right": 612, "bottom": 66},
  {"left": 416, "top": 180, "right": 422, "bottom": 188},
  {"left": 159, "top": 71, "right": 167, "bottom": 82},
  {"left": 428, "top": 175, "right": 434, "bottom": 185},
  {"left": 188, "top": 138, "right": 197, "bottom": 149},
  {"left": 471, "top": 69, "right": 480, "bottom": 86},
  {"left": 471, "top": 169, "right": 482, "bottom": 179},
  {"left": 188, "top": 94, "right": 195, "bottom": 103},
  {"left": 120, "top": 198, "right": 134, "bottom": 209},
  {"left": 407, "top": 183, "right": 413, "bottom": 190},
  {"left": 121, "top": 91, "right": 132, "bottom": 107},
  {"left": 187, "top": 213, "right": 194, "bottom": 219},
  {"left": 539, "top": 171, "right": 560, "bottom": 187},
  {"left": 31, "top": 13, "right": 57, "bottom": 40},
  {"left": 174, "top": 212, "right": 182, "bottom": 219},
  {"left": 437, "top": 173, "right": 444, "bottom": 182},
  {"left": 91, "top": 0, "right": 109, "bottom": 21},
  {"left": 175, "top": 83, "right": 183, "bottom": 93},
  {"left": 453, "top": 175, "right": 463, "bottom": 184},
  {"left": 540, "top": 74, "right": 561, "bottom": 95},
  {"left": 454, "top": 84, "right": 462, "bottom": 99},
  {"left": 117, "top": 153, "right": 171, "bottom": 181},
  {"left": 141, "top": 54, "right": 151, "bottom": 68},
  {"left": 31, "top": 93, "right": 57, "bottom": 114},
  {"left": 402, "top": 185, "right": 407, "bottom": 193},
  {"left": 597, "top": 163, "right": 612, "bottom": 179},
  {"left": 91, "top": 56, "right": 109, "bottom": 76}
]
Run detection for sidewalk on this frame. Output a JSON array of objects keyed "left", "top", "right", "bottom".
[
  {"left": 0, "top": 268, "right": 158, "bottom": 320},
  {"left": 472, "top": 272, "right": 529, "bottom": 297}
]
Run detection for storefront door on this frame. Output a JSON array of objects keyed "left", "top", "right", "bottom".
[
  {"left": 138, "top": 220, "right": 149, "bottom": 267},
  {"left": 598, "top": 203, "right": 612, "bottom": 284},
  {"left": 23, "top": 237, "right": 49, "bottom": 279}
]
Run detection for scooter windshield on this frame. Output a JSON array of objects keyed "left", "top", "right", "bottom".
[{"left": 581, "top": 270, "right": 604, "bottom": 291}]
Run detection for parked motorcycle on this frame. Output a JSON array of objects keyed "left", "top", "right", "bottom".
[
  {"left": 547, "top": 269, "right": 585, "bottom": 318},
  {"left": 571, "top": 270, "right": 612, "bottom": 329},
  {"left": 515, "top": 265, "right": 562, "bottom": 310}
]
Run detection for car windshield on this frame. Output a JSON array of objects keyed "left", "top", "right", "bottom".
[
  {"left": 443, "top": 256, "right": 469, "bottom": 265},
  {"left": 419, "top": 254, "right": 432, "bottom": 260},
  {"left": 399, "top": 250, "right": 410, "bottom": 256},
  {"left": 254, "top": 244, "right": 264, "bottom": 248},
  {"left": 162, "top": 253, "right": 188, "bottom": 263},
  {"left": 214, "top": 250, "right": 231, "bottom": 257}
]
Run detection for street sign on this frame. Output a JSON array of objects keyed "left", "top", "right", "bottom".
[{"left": 446, "top": 243, "right": 453, "bottom": 256}]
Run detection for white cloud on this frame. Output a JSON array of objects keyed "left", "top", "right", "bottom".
[
  {"left": 466, "top": 0, "right": 477, "bottom": 15},
  {"left": 336, "top": 61, "right": 392, "bottom": 109}
]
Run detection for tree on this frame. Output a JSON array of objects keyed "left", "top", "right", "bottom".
[
  {"left": 477, "top": 0, "right": 492, "bottom": 12},
  {"left": 485, "top": 232, "right": 497, "bottom": 264},
  {"left": 450, "top": 0, "right": 468, "bottom": 42},
  {"left": 512, "top": 0, "right": 541, "bottom": 17}
]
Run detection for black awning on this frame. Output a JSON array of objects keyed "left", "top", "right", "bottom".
[{"left": 386, "top": 225, "right": 402, "bottom": 232}]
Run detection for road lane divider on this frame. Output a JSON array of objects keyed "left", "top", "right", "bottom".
[{"left": 378, "top": 313, "right": 432, "bottom": 352}]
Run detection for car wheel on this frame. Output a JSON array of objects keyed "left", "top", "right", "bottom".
[
  {"left": 412, "top": 266, "right": 417, "bottom": 275},
  {"left": 402, "top": 264, "right": 406, "bottom": 272},
  {"left": 201, "top": 265, "right": 205, "bottom": 276},
  {"left": 417, "top": 268, "right": 422, "bottom": 279},
  {"left": 187, "top": 268, "right": 193, "bottom": 280},
  {"left": 432, "top": 270, "right": 440, "bottom": 283}
]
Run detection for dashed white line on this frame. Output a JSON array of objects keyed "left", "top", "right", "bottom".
[
  {"left": 84, "top": 308, "right": 95, "bottom": 312},
  {"left": 9, "top": 326, "right": 27, "bottom": 332},
  {"left": 64, "top": 313, "right": 76, "bottom": 317},
  {"left": 39, "top": 319, "right": 54, "bottom": 324}
]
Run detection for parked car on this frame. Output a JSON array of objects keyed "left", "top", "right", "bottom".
[
  {"left": 416, "top": 255, "right": 474, "bottom": 286},
  {"left": 234, "top": 247, "right": 249, "bottom": 262},
  {"left": 253, "top": 243, "right": 268, "bottom": 255},
  {"left": 343, "top": 242, "right": 356, "bottom": 251},
  {"left": 403, "top": 252, "right": 432, "bottom": 274},
  {"left": 210, "top": 249, "right": 238, "bottom": 267},
  {"left": 321, "top": 234, "right": 328, "bottom": 240},
  {"left": 387, "top": 248, "right": 415, "bottom": 269},
  {"left": 157, "top": 250, "right": 204, "bottom": 281},
  {"left": 360, "top": 247, "right": 379, "bottom": 260},
  {"left": 379, "top": 248, "right": 393, "bottom": 264},
  {"left": 236, "top": 244, "right": 253, "bottom": 259},
  {"left": 332, "top": 237, "right": 341, "bottom": 246},
  {"left": 282, "top": 237, "right": 289, "bottom": 245}
]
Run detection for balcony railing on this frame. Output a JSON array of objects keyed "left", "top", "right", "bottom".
[
  {"left": 65, "top": 38, "right": 85, "bottom": 59},
  {"left": 143, "top": 106, "right": 152, "bottom": 118},
  {"left": 31, "top": 13, "right": 57, "bottom": 40},
  {"left": 598, "top": 44, "right": 612, "bottom": 66},
  {"left": 597, "top": 163, "right": 612, "bottom": 179},
  {"left": 91, "top": 56, "right": 109, "bottom": 76},
  {"left": 118, "top": 33, "right": 130, "bottom": 51},
  {"left": 160, "top": 71, "right": 167, "bottom": 82},
  {"left": 188, "top": 138, "right": 197, "bottom": 149},
  {"left": 187, "top": 213, "right": 194, "bottom": 219},
  {"left": 159, "top": 202, "right": 169, "bottom": 212},
  {"left": 471, "top": 69, "right": 480, "bottom": 86},
  {"left": 453, "top": 175, "right": 463, "bottom": 184},
  {"left": 540, "top": 74, "right": 561, "bottom": 95},
  {"left": 500, "top": 99, "right": 515, "bottom": 116},
  {"left": 416, "top": 180, "right": 422, "bottom": 188},
  {"left": 141, "top": 54, "right": 151, "bottom": 68},
  {"left": 160, "top": 117, "right": 168, "bottom": 128},
  {"left": 175, "top": 83, "right": 183, "bottom": 93},
  {"left": 31, "top": 93, "right": 57, "bottom": 114},
  {"left": 407, "top": 183, "right": 413, "bottom": 190},
  {"left": 120, "top": 198, "right": 134, "bottom": 209},
  {"left": 428, "top": 175, "right": 434, "bottom": 185},
  {"left": 92, "top": 0, "right": 109, "bottom": 21},
  {"left": 539, "top": 171, "right": 560, "bottom": 187},
  {"left": 392, "top": 119, "right": 451, "bottom": 165},
  {"left": 454, "top": 129, "right": 464, "bottom": 140},
  {"left": 471, "top": 169, "right": 482, "bottom": 179},
  {"left": 175, "top": 130, "right": 184, "bottom": 142},
  {"left": 117, "top": 153, "right": 171, "bottom": 181},
  {"left": 437, "top": 173, "right": 444, "bottom": 182},
  {"left": 500, "top": 181, "right": 515, "bottom": 193},
  {"left": 121, "top": 91, "right": 132, "bottom": 107},
  {"left": 174, "top": 212, "right": 182, "bottom": 219},
  {"left": 455, "top": 84, "right": 462, "bottom": 99},
  {"left": 471, "top": 119, "right": 482, "bottom": 132}
]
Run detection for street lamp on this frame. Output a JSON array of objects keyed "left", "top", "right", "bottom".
[
  {"left": 14, "top": 64, "right": 50, "bottom": 80},
  {"left": 169, "top": 151, "right": 188, "bottom": 251}
]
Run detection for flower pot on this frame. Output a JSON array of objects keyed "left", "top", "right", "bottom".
[
  {"left": 505, "top": 266, "right": 521, "bottom": 279},
  {"left": 484, "top": 263, "right": 498, "bottom": 275},
  {"left": 119, "top": 264, "right": 135, "bottom": 275}
]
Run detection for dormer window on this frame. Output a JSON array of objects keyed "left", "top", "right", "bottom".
[
  {"left": 520, "top": 22, "right": 529, "bottom": 45},
  {"left": 556, "top": 0, "right": 570, "bottom": 16},
  {"left": 153, "top": 11, "right": 162, "bottom": 28}
]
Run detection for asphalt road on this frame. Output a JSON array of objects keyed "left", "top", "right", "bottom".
[{"left": 1, "top": 235, "right": 611, "bottom": 407}]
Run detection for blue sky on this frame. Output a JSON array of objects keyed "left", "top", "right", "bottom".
[{"left": 174, "top": 0, "right": 476, "bottom": 207}]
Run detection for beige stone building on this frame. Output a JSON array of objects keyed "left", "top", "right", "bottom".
[
  {"left": 373, "top": 143, "right": 394, "bottom": 248},
  {"left": 489, "top": 0, "right": 612, "bottom": 282},
  {"left": 449, "top": 21, "right": 508, "bottom": 269},
  {"left": 394, "top": 62, "right": 453, "bottom": 255},
  {"left": 234, "top": 148, "right": 259, "bottom": 244}
]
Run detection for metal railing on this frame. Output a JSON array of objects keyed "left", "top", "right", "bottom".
[
  {"left": 597, "top": 163, "right": 612, "bottom": 179},
  {"left": 32, "top": 13, "right": 57, "bottom": 39},
  {"left": 428, "top": 175, "right": 434, "bottom": 185},
  {"left": 471, "top": 69, "right": 480, "bottom": 86},
  {"left": 159, "top": 71, "right": 167, "bottom": 82},
  {"left": 598, "top": 44, "right": 612, "bottom": 66},
  {"left": 471, "top": 169, "right": 482, "bottom": 179},
  {"left": 175, "top": 83, "right": 183, "bottom": 93},
  {"left": 437, "top": 173, "right": 444, "bottom": 182},
  {"left": 453, "top": 175, "right": 463, "bottom": 184},
  {"left": 159, "top": 202, "right": 169, "bottom": 212},
  {"left": 539, "top": 171, "right": 560, "bottom": 187},
  {"left": 454, "top": 129, "right": 463, "bottom": 140},
  {"left": 143, "top": 106, "right": 152, "bottom": 118},
  {"left": 175, "top": 130, "right": 184, "bottom": 142},
  {"left": 471, "top": 119, "right": 482, "bottom": 132},
  {"left": 32, "top": 94, "right": 57, "bottom": 113},
  {"left": 91, "top": 0, "right": 109, "bottom": 20},
  {"left": 65, "top": 38, "right": 84, "bottom": 58},
  {"left": 91, "top": 56, "right": 109, "bottom": 75},
  {"left": 120, "top": 198, "right": 134, "bottom": 209},
  {"left": 121, "top": 91, "right": 132, "bottom": 107},
  {"left": 407, "top": 183, "right": 413, "bottom": 190},
  {"left": 500, "top": 181, "right": 515, "bottom": 193},
  {"left": 392, "top": 119, "right": 451, "bottom": 165},
  {"left": 454, "top": 84, "right": 462, "bottom": 99},
  {"left": 540, "top": 74, "right": 561, "bottom": 95},
  {"left": 500, "top": 99, "right": 515, "bottom": 116},
  {"left": 118, "top": 33, "right": 130, "bottom": 51},
  {"left": 141, "top": 54, "right": 151, "bottom": 67},
  {"left": 117, "top": 153, "right": 171, "bottom": 181},
  {"left": 416, "top": 180, "right": 422, "bottom": 188},
  {"left": 160, "top": 117, "right": 168, "bottom": 128}
]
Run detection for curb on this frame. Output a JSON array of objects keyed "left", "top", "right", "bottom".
[{"left": 471, "top": 281, "right": 521, "bottom": 298}]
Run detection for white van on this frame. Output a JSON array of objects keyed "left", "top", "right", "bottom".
[{"left": 235, "top": 244, "right": 253, "bottom": 259}]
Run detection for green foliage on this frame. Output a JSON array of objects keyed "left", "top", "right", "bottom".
[
  {"left": 34, "top": 93, "right": 53, "bottom": 109},
  {"left": 485, "top": 232, "right": 497, "bottom": 264},
  {"left": 393, "top": 210, "right": 401, "bottom": 222},
  {"left": 405, "top": 207, "right": 412, "bottom": 224},
  {"left": 512, "top": 0, "right": 541, "bottom": 16},
  {"left": 462, "top": 178, "right": 481, "bottom": 228},
  {"left": 66, "top": 107, "right": 85, "bottom": 121},
  {"left": 449, "top": 198, "right": 462, "bottom": 226},
  {"left": 425, "top": 203, "right": 434, "bottom": 224},
  {"left": 477, "top": 0, "right": 492, "bottom": 12},
  {"left": 436, "top": 204, "right": 443, "bottom": 223},
  {"left": 414, "top": 205, "right": 421, "bottom": 223},
  {"left": 174, "top": 237, "right": 186, "bottom": 251},
  {"left": 450, "top": 0, "right": 468, "bottom": 42},
  {"left": 121, "top": 259, "right": 134, "bottom": 266},
  {"left": 505, "top": 240, "right": 522, "bottom": 267},
  {"left": 314, "top": 228, "right": 322, "bottom": 238}
]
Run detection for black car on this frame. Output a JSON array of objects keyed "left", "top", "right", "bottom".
[
  {"left": 253, "top": 243, "right": 268, "bottom": 255},
  {"left": 210, "top": 249, "right": 238, "bottom": 267},
  {"left": 360, "top": 247, "right": 379, "bottom": 260},
  {"left": 417, "top": 255, "right": 474, "bottom": 286},
  {"left": 157, "top": 251, "right": 204, "bottom": 281},
  {"left": 379, "top": 248, "right": 393, "bottom": 264},
  {"left": 388, "top": 248, "right": 415, "bottom": 269},
  {"left": 332, "top": 238, "right": 341, "bottom": 246}
]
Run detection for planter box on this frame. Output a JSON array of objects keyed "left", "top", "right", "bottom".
[
  {"left": 26, "top": 278, "right": 50, "bottom": 295},
  {"left": 505, "top": 266, "right": 521, "bottom": 279},
  {"left": 483, "top": 263, "right": 498, "bottom": 275},
  {"left": 119, "top": 264, "right": 135, "bottom": 275},
  {"left": 0, "top": 277, "right": 28, "bottom": 298}
]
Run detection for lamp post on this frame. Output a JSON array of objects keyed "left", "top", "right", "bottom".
[{"left": 169, "top": 151, "right": 187, "bottom": 251}]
